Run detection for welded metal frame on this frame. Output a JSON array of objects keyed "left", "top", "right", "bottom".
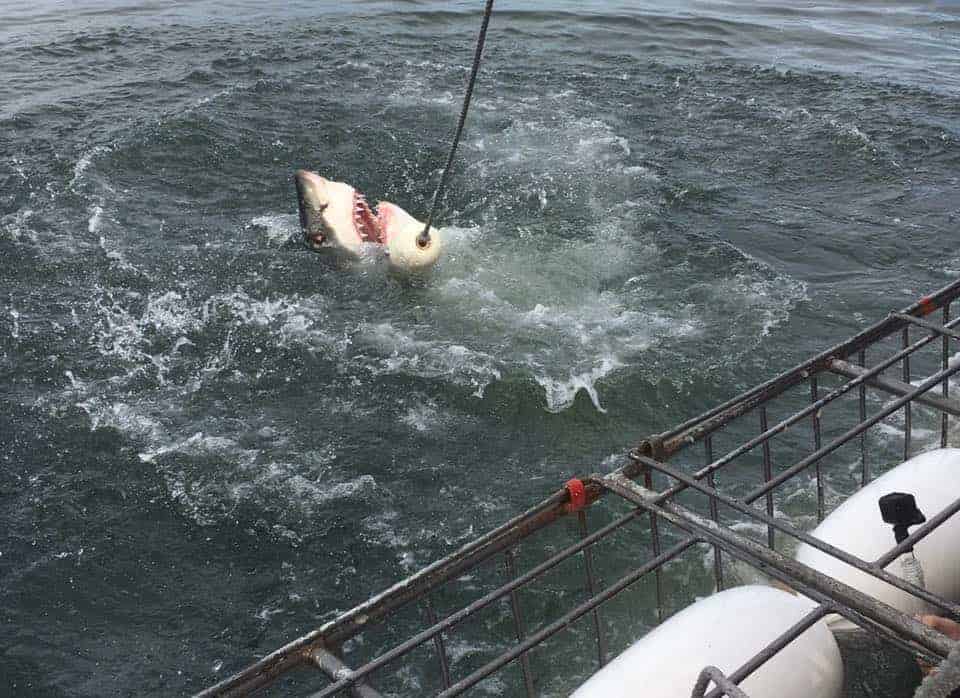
[{"left": 198, "top": 278, "right": 960, "bottom": 698}]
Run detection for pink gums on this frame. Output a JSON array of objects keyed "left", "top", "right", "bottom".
[{"left": 353, "top": 191, "right": 386, "bottom": 245}]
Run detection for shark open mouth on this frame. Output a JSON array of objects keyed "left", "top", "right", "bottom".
[
  {"left": 353, "top": 190, "right": 386, "bottom": 245},
  {"left": 294, "top": 169, "right": 440, "bottom": 270}
]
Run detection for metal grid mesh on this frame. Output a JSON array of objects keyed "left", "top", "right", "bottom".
[{"left": 199, "top": 279, "right": 960, "bottom": 697}]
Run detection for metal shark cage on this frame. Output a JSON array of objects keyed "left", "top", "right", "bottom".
[{"left": 199, "top": 278, "right": 960, "bottom": 698}]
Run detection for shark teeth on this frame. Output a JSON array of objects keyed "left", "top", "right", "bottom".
[{"left": 352, "top": 190, "right": 385, "bottom": 244}]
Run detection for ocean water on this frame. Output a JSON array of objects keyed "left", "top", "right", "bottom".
[{"left": 1, "top": 1, "right": 959, "bottom": 695}]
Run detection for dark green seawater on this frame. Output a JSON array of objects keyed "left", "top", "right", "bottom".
[{"left": 2, "top": 1, "right": 959, "bottom": 695}]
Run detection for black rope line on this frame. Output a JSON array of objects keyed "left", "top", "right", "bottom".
[{"left": 418, "top": 0, "right": 495, "bottom": 247}]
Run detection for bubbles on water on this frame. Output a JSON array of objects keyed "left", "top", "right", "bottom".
[
  {"left": 360, "top": 322, "right": 501, "bottom": 398},
  {"left": 88, "top": 205, "right": 103, "bottom": 234},
  {"left": 0, "top": 208, "right": 39, "bottom": 243},
  {"left": 399, "top": 395, "right": 456, "bottom": 433},
  {"left": 248, "top": 213, "right": 299, "bottom": 245},
  {"left": 78, "top": 398, "right": 168, "bottom": 444},
  {"left": 69, "top": 145, "right": 111, "bottom": 191},
  {"left": 10, "top": 156, "right": 27, "bottom": 180},
  {"left": 29, "top": 50, "right": 813, "bottom": 617},
  {"left": 8, "top": 307, "right": 21, "bottom": 340},
  {"left": 536, "top": 358, "right": 621, "bottom": 413},
  {"left": 827, "top": 118, "right": 876, "bottom": 152}
]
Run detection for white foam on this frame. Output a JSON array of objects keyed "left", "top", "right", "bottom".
[
  {"left": 11, "top": 156, "right": 27, "bottom": 180},
  {"left": 400, "top": 398, "right": 443, "bottom": 433},
  {"left": 361, "top": 510, "right": 420, "bottom": 571},
  {"left": 191, "top": 83, "right": 243, "bottom": 110},
  {"left": 945, "top": 256, "right": 960, "bottom": 277},
  {"left": 131, "top": 423, "right": 376, "bottom": 535},
  {"left": 69, "top": 145, "right": 111, "bottom": 191},
  {"left": 88, "top": 205, "right": 103, "bottom": 234},
  {"left": 360, "top": 322, "right": 502, "bottom": 397},
  {"left": 828, "top": 118, "right": 873, "bottom": 149},
  {"left": 1, "top": 208, "right": 38, "bottom": 243},
  {"left": 9, "top": 307, "right": 20, "bottom": 340},
  {"left": 255, "top": 603, "right": 284, "bottom": 622},
  {"left": 78, "top": 398, "right": 168, "bottom": 444},
  {"left": 436, "top": 269, "right": 699, "bottom": 411},
  {"left": 536, "top": 357, "right": 622, "bottom": 413},
  {"left": 92, "top": 290, "right": 203, "bottom": 384},
  {"left": 249, "top": 213, "right": 299, "bottom": 245},
  {"left": 622, "top": 165, "right": 661, "bottom": 181}
]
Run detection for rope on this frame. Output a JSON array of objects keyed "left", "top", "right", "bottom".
[{"left": 418, "top": 0, "right": 495, "bottom": 247}]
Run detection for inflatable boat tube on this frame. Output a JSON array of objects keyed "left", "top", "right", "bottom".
[
  {"left": 571, "top": 585, "right": 843, "bottom": 698},
  {"left": 795, "top": 447, "right": 960, "bottom": 628}
]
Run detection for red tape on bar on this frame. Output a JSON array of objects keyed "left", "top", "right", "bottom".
[
  {"left": 918, "top": 295, "right": 936, "bottom": 317},
  {"left": 564, "top": 478, "right": 586, "bottom": 512}
]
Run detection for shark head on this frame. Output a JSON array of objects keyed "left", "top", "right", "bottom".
[{"left": 294, "top": 169, "right": 442, "bottom": 272}]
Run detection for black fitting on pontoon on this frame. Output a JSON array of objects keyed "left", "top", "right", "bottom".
[{"left": 879, "top": 492, "right": 926, "bottom": 546}]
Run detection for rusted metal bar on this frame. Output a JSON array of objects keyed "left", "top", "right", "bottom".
[
  {"left": 641, "top": 279, "right": 960, "bottom": 459},
  {"left": 634, "top": 455, "right": 960, "bottom": 618},
  {"left": 196, "top": 489, "right": 580, "bottom": 697},
  {"left": 504, "top": 549, "right": 535, "bottom": 697},
  {"left": 197, "top": 642, "right": 312, "bottom": 698},
  {"left": 894, "top": 312, "right": 960, "bottom": 342},
  {"left": 304, "top": 490, "right": 643, "bottom": 698},
  {"left": 943, "top": 304, "right": 952, "bottom": 448},
  {"left": 424, "top": 597, "right": 452, "bottom": 690},
  {"left": 577, "top": 509, "right": 608, "bottom": 668},
  {"left": 859, "top": 348, "right": 869, "bottom": 487},
  {"left": 435, "top": 537, "right": 703, "bottom": 697},
  {"left": 904, "top": 327, "right": 913, "bottom": 461},
  {"left": 692, "top": 666, "right": 752, "bottom": 698},
  {"left": 628, "top": 314, "right": 960, "bottom": 507},
  {"left": 810, "top": 376, "right": 824, "bottom": 522},
  {"left": 829, "top": 359, "right": 960, "bottom": 418},
  {"left": 198, "top": 281, "right": 960, "bottom": 698},
  {"left": 308, "top": 648, "right": 382, "bottom": 698},
  {"left": 319, "top": 489, "right": 573, "bottom": 649},
  {"left": 760, "top": 406, "right": 774, "bottom": 549},
  {"left": 611, "top": 470, "right": 950, "bottom": 680},
  {"left": 644, "top": 467, "right": 665, "bottom": 622},
  {"left": 713, "top": 597, "right": 951, "bottom": 697},
  {"left": 744, "top": 356, "right": 960, "bottom": 505},
  {"left": 603, "top": 472, "right": 955, "bottom": 659},
  {"left": 705, "top": 435, "right": 723, "bottom": 590}
]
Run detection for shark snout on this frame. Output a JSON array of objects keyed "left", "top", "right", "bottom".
[{"left": 294, "top": 170, "right": 329, "bottom": 250}]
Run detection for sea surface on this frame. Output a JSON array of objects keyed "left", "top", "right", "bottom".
[{"left": 2, "top": 1, "right": 959, "bottom": 696}]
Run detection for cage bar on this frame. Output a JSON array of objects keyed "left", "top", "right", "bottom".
[{"left": 198, "top": 279, "right": 960, "bottom": 698}]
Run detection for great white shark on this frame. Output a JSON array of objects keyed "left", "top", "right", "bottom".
[{"left": 294, "top": 170, "right": 442, "bottom": 273}]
